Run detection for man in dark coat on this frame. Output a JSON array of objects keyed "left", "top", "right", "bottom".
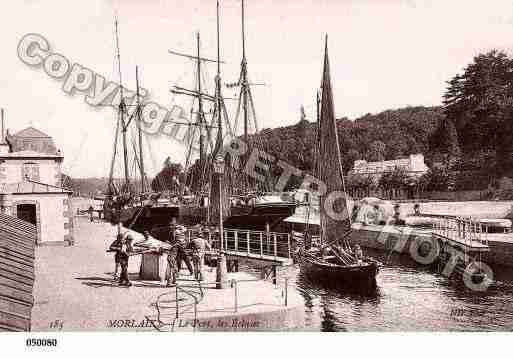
[
  {"left": 165, "top": 242, "right": 179, "bottom": 287},
  {"left": 169, "top": 221, "right": 193, "bottom": 275},
  {"left": 163, "top": 219, "right": 192, "bottom": 285},
  {"left": 190, "top": 231, "right": 212, "bottom": 281},
  {"left": 109, "top": 233, "right": 135, "bottom": 286},
  {"left": 88, "top": 205, "right": 94, "bottom": 222}
]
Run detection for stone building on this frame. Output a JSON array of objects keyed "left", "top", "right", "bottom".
[
  {"left": 0, "top": 118, "right": 73, "bottom": 245},
  {"left": 351, "top": 154, "right": 429, "bottom": 179}
]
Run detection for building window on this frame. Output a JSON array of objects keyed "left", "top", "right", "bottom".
[{"left": 22, "top": 162, "right": 40, "bottom": 181}]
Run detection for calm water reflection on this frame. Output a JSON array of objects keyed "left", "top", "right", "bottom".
[{"left": 245, "top": 249, "right": 513, "bottom": 331}]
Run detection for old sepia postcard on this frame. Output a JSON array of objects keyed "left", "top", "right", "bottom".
[{"left": 1, "top": 0, "right": 512, "bottom": 356}]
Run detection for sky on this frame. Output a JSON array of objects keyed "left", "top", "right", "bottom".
[{"left": 2, "top": 0, "right": 513, "bottom": 178}]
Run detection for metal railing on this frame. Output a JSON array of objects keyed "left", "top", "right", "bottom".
[
  {"left": 432, "top": 216, "right": 488, "bottom": 247},
  {"left": 207, "top": 229, "right": 293, "bottom": 261}
]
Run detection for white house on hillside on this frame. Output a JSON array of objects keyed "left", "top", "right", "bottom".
[{"left": 351, "top": 154, "right": 429, "bottom": 179}]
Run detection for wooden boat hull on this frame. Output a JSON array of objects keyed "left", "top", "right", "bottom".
[
  {"left": 224, "top": 203, "right": 296, "bottom": 231},
  {"left": 103, "top": 205, "right": 180, "bottom": 233},
  {"left": 103, "top": 205, "right": 138, "bottom": 224},
  {"left": 104, "top": 200, "right": 296, "bottom": 233},
  {"left": 178, "top": 205, "right": 208, "bottom": 225},
  {"left": 299, "top": 255, "right": 379, "bottom": 289}
]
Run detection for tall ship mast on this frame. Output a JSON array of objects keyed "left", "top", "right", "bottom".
[
  {"left": 168, "top": 18, "right": 231, "bottom": 225},
  {"left": 169, "top": 32, "right": 216, "bottom": 202},
  {"left": 209, "top": 0, "right": 231, "bottom": 224},
  {"left": 227, "top": 0, "right": 272, "bottom": 196},
  {"left": 135, "top": 66, "right": 147, "bottom": 193},
  {"left": 105, "top": 16, "right": 138, "bottom": 207}
]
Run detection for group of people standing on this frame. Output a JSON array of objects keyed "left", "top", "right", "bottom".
[
  {"left": 161, "top": 219, "right": 212, "bottom": 286},
  {"left": 109, "top": 219, "right": 212, "bottom": 287}
]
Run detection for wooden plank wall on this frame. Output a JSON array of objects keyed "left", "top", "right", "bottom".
[{"left": 0, "top": 213, "right": 36, "bottom": 332}]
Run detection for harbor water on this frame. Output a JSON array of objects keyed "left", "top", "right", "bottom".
[{"left": 244, "top": 249, "right": 513, "bottom": 331}]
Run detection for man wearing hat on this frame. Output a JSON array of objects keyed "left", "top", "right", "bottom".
[
  {"left": 165, "top": 243, "right": 179, "bottom": 286},
  {"left": 109, "top": 232, "right": 135, "bottom": 287},
  {"left": 164, "top": 219, "right": 180, "bottom": 286},
  {"left": 175, "top": 225, "right": 193, "bottom": 275},
  {"left": 393, "top": 204, "right": 406, "bottom": 226},
  {"left": 354, "top": 244, "right": 364, "bottom": 264},
  {"left": 190, "top": 229, "right": 212, "bottom": 281},
  {"left": 164, "top": 219, "right": 192, "bottom": 286}
]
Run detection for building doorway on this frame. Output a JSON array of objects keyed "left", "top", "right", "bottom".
[{"left": 17, "top": 203, "right": 37, "bottom": 225}]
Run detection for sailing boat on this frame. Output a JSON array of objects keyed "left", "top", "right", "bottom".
[
  {"left": 220, "top": 0, "right": 296, "bottom": 231},
  {"left": 167, "top": 24, "right": 230, "bottom": 225},
  {"left": 169, "top": 0, "right": 295, "bottom": 230},
  {"left": 300, "top": 36, "right": 379, "bottom": 287},
  {"left": 103, "top": 19, "right": 179, "bottom": 232}
]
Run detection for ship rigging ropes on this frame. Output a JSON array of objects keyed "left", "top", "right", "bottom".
[
  {"left": 169, "top": 45, "right": 234, "bottom": 206},
  {"left": 109, "top": 106, "right": 147, "bottom": 194},
  {"left": 228, "top": 68, "right": 274, "bottom": 195},
  {"left": 178, "top": 54, "right": 222, "bottom": 199},
  {"left": 108, "top": 97, "right": 169, "bottom": 197}
]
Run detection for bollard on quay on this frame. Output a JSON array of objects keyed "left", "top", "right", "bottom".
[{"left": 216, "top": 253, "right": 227, "bottom": 289}]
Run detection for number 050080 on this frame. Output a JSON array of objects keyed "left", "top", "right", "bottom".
[{"left": 26, "top": 338, "right": 57, "bottom": 347}]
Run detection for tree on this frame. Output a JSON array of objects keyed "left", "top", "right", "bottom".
[
  {"left": 387, "top": 138, "right": 408, "bottom": 160},
  {"left": 346, "top": 173, "right": 377, "bottom": 197},
  {"left": 452, "top": 151, "right": 497, "bottom": 190},
  {"left": 343, "top": 148, "right": 360, "bottom": 175},
  {"left": 420, "top": 167, "right": 456, "bottom": 192},
  {"left": 215, "top": 105, "right": 444, "bottom": 194},
  {"left": 495, "top": 106, "right": 513, "bottom": 178},
  {"left": 428, "top": 117, "right": 461, "bottom": 167},
  {"left": 443, "top": 49, "right": 513, "bottom": 177},
  {"left": 151, "top": 157, "right": 184, "bottom": 193},
  {"left": 367, "top": 140, "right": 386, "bottom": 162},
  {"left": 379, "top": 167, "right": 411, "bottom": 198}
]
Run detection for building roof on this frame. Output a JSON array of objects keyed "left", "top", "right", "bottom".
[
  {"left": 0, "top": 150, "right": 62, "bottom": 159},
  {"left": 0, "top": 213, "right": 36, "bottom": 243},
  {"left": 0, "top": 213, "right": 36, "bottom": 331},
  {"left": 5, "top": 126, "right": 59, "bottom": 155},
  {"left": 12, "top": 126, "right": 51, "bottom": 138}
]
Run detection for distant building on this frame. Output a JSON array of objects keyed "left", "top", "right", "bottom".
[
  {"left": 351, "top": 154, "right": 429, "bottom": 179},
  {"left": 6, "top": 126, "right": 58, "bottom": 154},
  {"left": 0, "top": 115, "right": 73, "bottom": 245}
]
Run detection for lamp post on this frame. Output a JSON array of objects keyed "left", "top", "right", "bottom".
[
  {"left": 213, "top": 158, "right": 224, "bottom": 250},
  {"left": 213, "top": 157, "right": 227, "bottom": 289}
]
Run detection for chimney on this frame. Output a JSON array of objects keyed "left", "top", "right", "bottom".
[{"left": 0, "top": 109, "right": 9, "bottom": 154}]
